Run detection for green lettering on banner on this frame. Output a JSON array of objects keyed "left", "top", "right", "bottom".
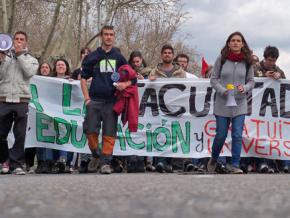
[
  {"left": 36, "top": 112, "right": 55, "bottom": 143},
  {"left": 153, "top": 127, "right": 171, "bottom": 151},
  {"left": 146, "top": 123, "right": 153, "bottom": 152},
  {"left": 117, "top": 124, "right": 126, "bottom": 151},
  {"left": 171, "top": 121, "right": 190, "bottom": 154},
  {"left": 71, "top": 120, "right": 86, "bottom": 148},
  {"left": 30, "top": 84, "right": 44, "bottom": 112},
  {"left": 62, "top": 83, "right": 81, "bottom": 116},
  {"left": 54, "top": 117, "right": 71, "bottom": 144},
  {"left": 126, "top": 124, "right": 145, "bottom": 149}
]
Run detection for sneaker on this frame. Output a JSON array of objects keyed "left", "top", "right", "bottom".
[
  {"left": 240, "top": 164, "right": 248, "bottom": 174},
  {"left": 35, "top": 161, "right": 50, "bottom": 174},
  {"left": 268, "top": 167, "right": 275, "bottom": 174},
  {"left": 215, "top": 163, "right": 229, "bottom": 174},
  {"left": 56, "top": 160, "right": 66, "bottom": 173},
  {"left": 197, "top": 164, "right": 207, "bottom": 173},
  {"left": 35, "top": 161, "right": 44, "bottom": 174},
  {"left": 247, "top": 164, "right": 254, "bottom": 173},
  {"left": 28, "top": 167, "right": 35, "bottom": 174},
  {"left": 155, "top": 162, "right": 165, "bottom": 173},
  {"left": 112, "top": 158, "right": 124, "bottom": 173},
  {"left": 184, "top": 163, "right": 198, "bottom": 172},
  {"left": 283, "top": 165, "right": 289, "bottom": 173},
  {"left": 12, "top": 167, "right": 26, "bottom": 175},
  {"left": 127, "top": 160, "right": 136, "bottom": 173},
  {"left": 258, "top": 163, "right": 269, "bottom": 173},
  {"left": 207, "top": 158, "right": 217, "bottom": 173},
  {"left": 64, "top": 165, "right": 71, "bottom": 173},
  {"left": 164, "top": 164, "right": 173, "bottom": 173},
  {"left": 1, "top": 162, "right": 10, "bottom": 174},
  {"left": 145, "top": 163, "right": 155, "bottom": 172},
  {"left": 79, "top": 161, "right": 88, "bottom": 173},
  {"left": 88, "top": 157, "right": 100, "bottom": 173},
  {"left": 100, "top": 164, "right": 112, "bottom": 174},
  {"left": 228, "top": 165, "right": 243, "bottom": 174}
]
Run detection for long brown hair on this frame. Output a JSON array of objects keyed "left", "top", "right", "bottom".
[{"left": 221, "top": 31, "right": 252, "bottom": 65}]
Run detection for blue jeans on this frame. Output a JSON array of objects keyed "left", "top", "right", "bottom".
[
  {"left": 52, "top": 149, "right": 68, "bottom": 162},
  {"left": 36, "top": 148, "right": 53, "bottom": 161},
  {"left": 211, "top": 115, "right": 245, "bottom": 167}
]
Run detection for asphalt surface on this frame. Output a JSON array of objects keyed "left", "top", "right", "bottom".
[{"left": 0, "top": 173, "right": 290, "bottom": 218}]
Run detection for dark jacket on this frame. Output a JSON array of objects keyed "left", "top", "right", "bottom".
[{"left": 81, "top": 47, "right": 127, "bottom": 102}]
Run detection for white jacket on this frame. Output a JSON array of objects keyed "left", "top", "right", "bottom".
[{"left": 0, "top": 52, "right": 39, "bottom": 102}]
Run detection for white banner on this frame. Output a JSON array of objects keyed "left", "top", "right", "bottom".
[{"left": 25, "top": 76, "right": 290, "bottom": 160}]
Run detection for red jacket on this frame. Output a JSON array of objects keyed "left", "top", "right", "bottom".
[{"left": 113, "top": 64, "right": 139, "bottom": 132}]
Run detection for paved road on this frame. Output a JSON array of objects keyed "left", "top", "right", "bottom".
[{"left": 0, "top": 173, "right": 290, "bottom": 218}]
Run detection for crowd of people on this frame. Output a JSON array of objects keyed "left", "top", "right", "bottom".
[{"left": 0, "top": 27, "right": 289, "bottom": 175}]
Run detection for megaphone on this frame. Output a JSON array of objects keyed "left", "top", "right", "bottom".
[
  {"left": 225, "top": 83, "right": 237, "bottom": 107},
  {"left": 0, "top": 33, "right": 13, "bottom": 52}
]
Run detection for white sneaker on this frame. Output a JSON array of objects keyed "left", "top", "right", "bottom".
[
  {"left": 1, "top": 162, "right": 10, "bottom": 174},
  {"left": 12, "top": 168, "right": 26, "bottom": 175}
]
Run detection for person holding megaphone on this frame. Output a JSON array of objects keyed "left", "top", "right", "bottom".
[
  {"left": 0, "top": 31, "right": 38, "bottom": 175},
  {"left": 207, "top": 31, "right": 255, "bottom": 174}
]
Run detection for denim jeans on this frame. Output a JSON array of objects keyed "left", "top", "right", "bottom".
[
  {"left": 211, "top": 115, "right": 245, "bottom": 167},
  {"left": 52, "top": 149, "right": 68, "bottom": 162},
  {"left": 283, "top": 160, "right": 290, "bottom": 167},
  {"left": 36, "top": 148, "right": 53, "bottom": 161}
]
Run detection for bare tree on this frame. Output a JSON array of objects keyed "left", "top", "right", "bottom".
[
  {"left": 5, "top": 0, "right": 199, "bottom": 73},
  {"left": 40, "top": 0, "right": 62, "bottom": 62},
  {"left": 0, "top": 0, "right": 16, "bottom": 33}
]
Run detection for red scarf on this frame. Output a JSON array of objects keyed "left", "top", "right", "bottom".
[{"left": 227, "top": 52, "right": 245, "bottom": 62}]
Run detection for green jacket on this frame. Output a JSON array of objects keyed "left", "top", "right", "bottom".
[
  {"left": 149, "top": 63, "right": 186, "bottom": 78},
  {"left": 0, "top": 52, "right": 39, "bottom": 102},
  {"left": 254, "top": 60, "right": 286, "bottom": 79}
]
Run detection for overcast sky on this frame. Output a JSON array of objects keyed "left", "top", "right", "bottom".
[{"left": 179, "top": 0, "right": 290, "bottom": 78}]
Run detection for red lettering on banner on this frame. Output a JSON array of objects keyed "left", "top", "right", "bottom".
[
  {"left": 269, "top": 140, "right": 281, "bottom": 157},
  {"left": 250, "top": 119, "right": 265, "bottom": 138},
  {"left": 254, "top": 139, "right": 268, "bottom": 156},
  {"left": 242, "top": 138, "right": 255, "bottom": 154},
  {"left": 207, "top": 138, "right": 212, "bottom": 153},
  {"left": 242, "top": 124, "right": 249, "bottom": 138},
  {"left": 267, "top": 122, "right": 277, "bottom": 139},
  {"left": 283, "top": 141, "right": 290, "bottom": 157},
  {"left": 204, "top": 120, "right": 216, "bottom": 137}
]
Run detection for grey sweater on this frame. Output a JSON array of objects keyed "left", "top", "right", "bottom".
[{"left": 210, "top": 55, "right": 255, "bottom": 117}]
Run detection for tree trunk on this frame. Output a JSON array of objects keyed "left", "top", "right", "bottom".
[
  {"left": 76, "top": 0, "right": 83, "bottom": 63},
  {"left": 1, "top": 0, "right": 8, "bottom": 32},
  {"left": 40, "top": 0, "right": 62, "bottom": 62},
  {"left": 63, "top": 0, "right": 78, "bottom": 64},
  {"left": 7, "top": 0, "right": 15, "bottom": 33},
  {"left": 84, "top": 0, "right": 89, "bottom": 43}
]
